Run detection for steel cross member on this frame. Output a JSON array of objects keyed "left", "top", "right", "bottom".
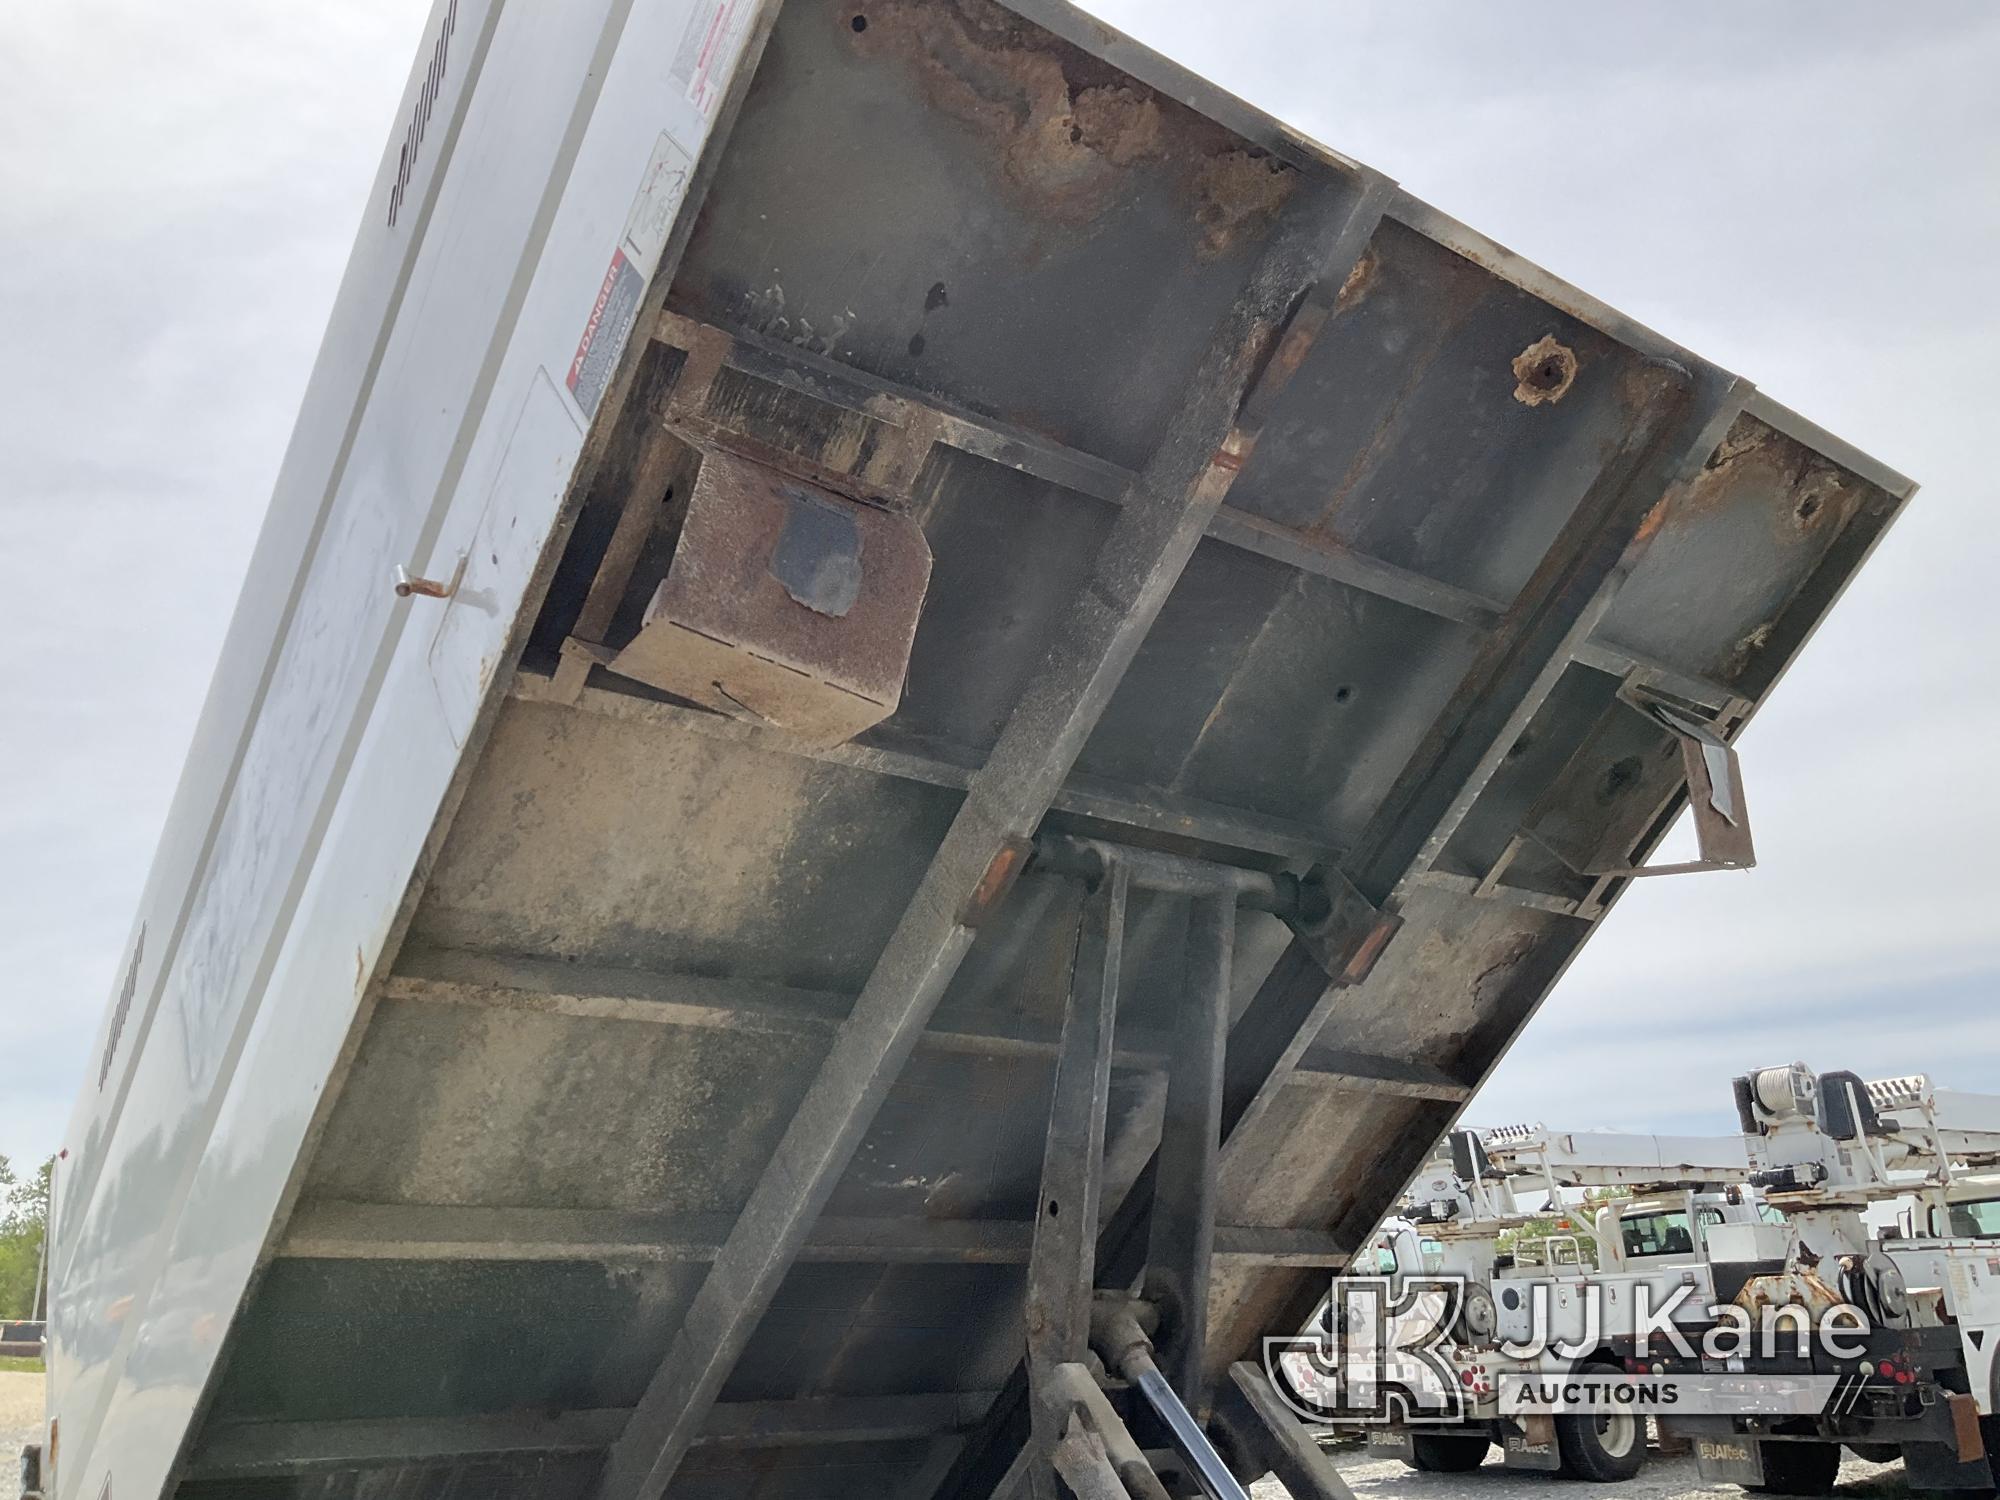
[{"left": 1016, "top": 837, "right": 1354, "bottom": 1500}]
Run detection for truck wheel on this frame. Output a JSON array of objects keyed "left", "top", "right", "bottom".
[
  {"left": 1749, "top": 1442, "right": 1839, "bottom": 1496},
  {"left": 1554, "top": 1366, "right": 1644, "bottom": 1483},
  {"left": 1845, "top": 1442, "right": 1897, "bottom": 1464},
  {"left": 1409, "top": 1434, "right": 1491, "bottom": 1472}
]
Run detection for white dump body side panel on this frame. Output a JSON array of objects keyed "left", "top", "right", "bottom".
[{"left": 46, "top": 4, "right": 767, "bottom": 1496}]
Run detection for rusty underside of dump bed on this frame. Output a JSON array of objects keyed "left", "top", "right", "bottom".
[{"left": 177, "top": 3, "right": 1910, "bottom": 1497}]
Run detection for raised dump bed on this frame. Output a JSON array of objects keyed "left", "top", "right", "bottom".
[{"left": 40, "top": 3, "right": 1914, "bottom": 1499}]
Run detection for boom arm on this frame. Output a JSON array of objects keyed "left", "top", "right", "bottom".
[
  {"left": 1397, "top": 1125, "right": 1752, "bottom": 1235},
  {"left": 1736, "top": 1064, "right": 2000, "bottom": 1204},
  {"left": 1480, "top": 1123, "right": 1752, "bottom": 1194}
]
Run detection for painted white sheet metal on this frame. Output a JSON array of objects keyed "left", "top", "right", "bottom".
[{"left": 44, "top": 4, "right": 767, "bottom": 1497}]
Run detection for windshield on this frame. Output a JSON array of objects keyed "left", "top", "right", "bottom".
[{"left": 1947, "top": 1198, "right": 2000, "bottom": 1240}]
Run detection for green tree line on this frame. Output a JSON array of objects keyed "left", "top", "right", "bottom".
[
  {"left": 0, "top": 1154, "right": 54, "bottom": 1320},
  {"left": 1493, "top": 1186, "right": 1629, "bottom": 1269}
]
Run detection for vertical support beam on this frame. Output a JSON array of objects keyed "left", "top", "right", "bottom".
[
  {"left": 1025, "top": 867, "right": 1128, "bottom": 1488},
  {"left": 596, "top": 171, "right": 1380, "bottom": 1500},
  {"left": 935, "top": 933, "right": 1383, "bottom": 1500},
  {"left": 1144, "top": 894, "right": 1235, "bottom": 1400}
]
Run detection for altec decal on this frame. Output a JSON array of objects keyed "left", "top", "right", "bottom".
[{"left": 388, "top": 0, "right": 459, "bottom": 227}]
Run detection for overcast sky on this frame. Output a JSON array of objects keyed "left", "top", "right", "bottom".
[{"left": 2, "top": 2, "right": 1996, "bottom": 1170}]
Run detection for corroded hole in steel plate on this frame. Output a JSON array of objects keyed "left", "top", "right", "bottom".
[
  {"left": 1791, "top": 468, "right": 1844, "bottom": 529},
  {"left": 1512, "top": 333, "right": 1578, "bottom": 406}
]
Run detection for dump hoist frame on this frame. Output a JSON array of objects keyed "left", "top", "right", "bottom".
[{"left": 1005, "top": 834, "right": 1382, "bottom": 1500}]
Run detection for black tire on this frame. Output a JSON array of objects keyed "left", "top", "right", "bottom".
[
  {"left": 1410, "top": 1434, "right": 1490, "bottom": 1472},
  {"left": 1555, "top": 1364, "right": 1646, "bottom": 1483},
  {"left": 1749, "top": 1441, "right": 1840, "bottom": 1496},
  {"left": 1846, "top": 1442, "right": 1898, "bottom": 1464}
]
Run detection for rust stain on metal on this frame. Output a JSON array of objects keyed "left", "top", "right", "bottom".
[
  {"left": 961, "top": 836, "right": 1034, "bottom": 928},
  {"left": 1070, "top": 82, "right": 1167, "bottom": 166},
  {"left": 1733, "top": 1266, "right": 1844, "bottom": 1320},
  {"left": 848, "top": 0, "right": 1294, "bottom": 256},
  {"left": 1511, "top": 334, "right": 1577, "bottom": 406},
  {"left": 1680, "top": 414, "right": 1864, "bottom": 543},
  {"left": 1262, "top": 322, "right": 1318, "bottom": 388},
  {"left": 1211, "top": 431, "right": 1252, "bottom": 473},
  {"left": 1789, "top": 461, "right": 1849, "bottom": 531},
  {"left": 1721, "top": 621, "right": 1773, "bottom": 681},
  {"left": 1630, "top": 494, "right": 1675, "bottom": 547},
  {"left": 1338, "top": 915, "right": 1403, "bottom": 988},
  {"left": 1952, "top": 1392, "right": 1987, "bottom": 1462},
  {"left": 1334, "top": 249, "right": 1379, "bottom": 311},
  {"left": 1189, "top": 148, "right": 1295, "bottom": 260},
  {"left": 1701, "top": 415, "right": 1774, "bottom": 475}
]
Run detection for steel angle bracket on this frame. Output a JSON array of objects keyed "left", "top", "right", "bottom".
[
  {"left": 1527, "top": 684, "right": 1755, "bottom": 879},
  {"left": 1285, "top": 864, "right": 1401, "bottom": 986}
]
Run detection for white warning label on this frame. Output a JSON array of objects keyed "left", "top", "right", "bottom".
[
  {"left": 622, "top": 131, "right": 695, "bottom": 273},
  {"left": 670, "top": 0, "right": 753, "bottom": 119}
]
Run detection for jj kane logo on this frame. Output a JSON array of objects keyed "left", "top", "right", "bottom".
[{"left": 1264, "top": 1275, "right": 1877, "bottom": 1425}]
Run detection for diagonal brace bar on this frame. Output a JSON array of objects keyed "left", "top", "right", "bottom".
[
  {"left": 1144, "top": 894, "right": 1235, "bottom": 1401},
  {"left": 1212, "top": 1362, "right": 1357, "bottom": 1500}
]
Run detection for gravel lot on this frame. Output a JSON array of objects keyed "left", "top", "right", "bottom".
[
  {"left": 0, "top": 1373, "right": 41, "bottom": 1500},
  {"left": 1248, "top": 1443, "right": 1913, "bottom": 1500}
]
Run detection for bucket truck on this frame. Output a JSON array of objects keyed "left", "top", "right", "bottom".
[
  {"left": 1308, "top": 1125, "right": 1760, "bottom": 1480},
  {"left": 1670, "top": 1066, "right": 2000, "bottom": 1495}
]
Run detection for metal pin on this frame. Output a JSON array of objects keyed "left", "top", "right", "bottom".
[{"left": 394, "top": 561, "right": 461, "bottom": 599}]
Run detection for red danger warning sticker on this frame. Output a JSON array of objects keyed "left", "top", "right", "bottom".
[{"left": 566, "top": 247, "right": 646, "bottom": 417}]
